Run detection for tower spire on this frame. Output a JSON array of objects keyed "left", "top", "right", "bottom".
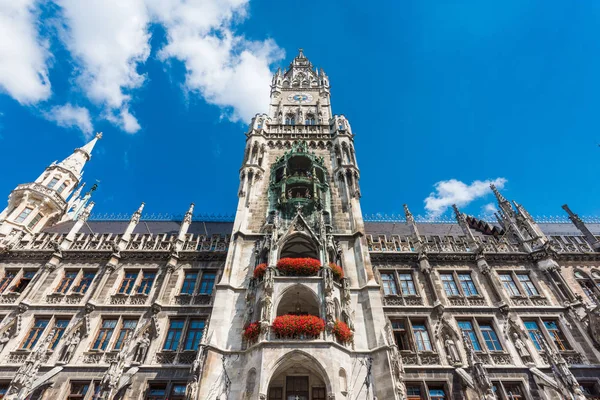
[
  {"left": 562, "top": 204, "right": 600, "bottom": 251},
  {"left": 57, "top": 132, "right": 102, "bottom": 180}
]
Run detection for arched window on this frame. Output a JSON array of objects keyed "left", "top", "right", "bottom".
[
  {"left": 575, "top": 270, "right": 598, "bottom": 306},
  {"left": 339, "top": 369, "right": 348, "bottom": 393},
  {"left": 305, "top": 114, "right": 316, "bottom": 125},
  {"left": 285, "top": 114, "right": 296, "bottom": 126}
]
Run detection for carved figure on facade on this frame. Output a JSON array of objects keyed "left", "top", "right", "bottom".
[
  {"left": 538, "top": 336, "right": 586, "bottom": 400},
  {"left": 463, "top": 332, "right": 496, "bottom": 399},
  {"left": 325, "top": 295, "right": 335, "bottom": 326},
  {"left": 323, "top": 266, "right": 334, "bottom": 294},
  {"left": 341, "top": 304, "right": 355, "bottom": 331},
  {"left": 133, "top": 331, "right": 151, "bottom": 363},
  {"left": 60, "top": 330, "right": 81, "bottom": 363},
  {"left": 264, "top": 267, "right": 275, "bottom": 294},
  {"left": 8, "top": 328, "right": 54, "bottom": 397},
  {"left": 444, "top": 334, "right": 462, "bottom": 365},
  {"left": 512, "top": 333, "right": 530, "bottom": 358},
  {"left": 261, "top": 294, "right": 272, "bottom": 322}
]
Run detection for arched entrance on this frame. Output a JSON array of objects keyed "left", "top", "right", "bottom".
[{"left": 266, "top": 351, "right": 330, "bottom": 400}]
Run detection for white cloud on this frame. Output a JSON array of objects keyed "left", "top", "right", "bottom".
[
  {"left": 424, "top": 178, "right": 507, "bottom": 219},
  {"left": 0, "top": 0, "right": 51, "bottom": 104},
  {"left": 151, "top": 0, "right": 284, "bottom": 122},
  {"left": 44, "top": 104, "right": 93, "bottom": 136},
  {"left": 56, "top": 0, "right": 150, "bottom": 133},
  {"left": 0, "top": 0, "right": 283, "bottom": 133}
]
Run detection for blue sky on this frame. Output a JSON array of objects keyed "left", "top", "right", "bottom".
[{"left": 1, "top": 0, "right": 599, "bottom": 221}]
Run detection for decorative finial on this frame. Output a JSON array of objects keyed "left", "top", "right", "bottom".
[
  {"left": 403, "top": 204, "right": 414, "bottom": 223},
  {"left": 452, "top": 204, "right": 461, "bottom": 219},
  {"left": 95, "top": 132, "right": 103, "bottom": 140},
  {"left": 298, "top": 48, "right": 305, "bottom": 58},
  {"left": 490, "top": 184, "right": 507, "bottom": 203}
]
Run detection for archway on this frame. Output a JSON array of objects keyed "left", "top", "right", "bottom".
[
  {"left": 280, "top": 234, "right": 318, "bottom": 259},
  {"left": 266, "top": 351, "right": 331, "bottom": 400},
  {"left": 276, "top": 285, "right": 320, "bottom": 317}
]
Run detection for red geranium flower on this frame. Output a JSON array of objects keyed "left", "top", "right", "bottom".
[
  {"left": 277, "top": 257, "right": 321, "bottom": 276},
  {"left": 329, "top": 263, "right": 344, "bottom": 280},
  {"left": 254, "top": 263, "right": 267, "bottom": 279},
  {"left": 243, "top": 321, "right": 261, "bottom": 342},
  {"left": 271, "top": 314, "right": 325, "bottom": 339},
  {"left": 333, "top": 320, "right": 353, "bottom": 344}
]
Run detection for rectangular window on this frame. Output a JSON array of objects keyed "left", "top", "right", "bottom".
[
  {"left": 50, "top": 318, "right": 70, "bottom": 350},
  {"left": 503, "top": 383, "right": 523, "bottom": 400},
  {"left": 517, "top": 274, "right": 539, "bottom": 297},
  {"left": 458, "top": 273, "right": 478, "bottom": 297},
  {"left": 524, "top": 321, "right": 542, "bottom": 350},
  {"left": 412, "top": 324, "right": 432, "bottom": 352},
  {"left": 406, "top": 385, "right": 422, "bottom": 400},
  {"left": 56, "top": 182, "right": 67, "bottom": 194},
  {"left": 118, "top": 272, "right": 138, "bottom": 295},
  {"left": 56, "top": 272, "right": 78, "bottom": 294},
  {"left": 67, "top": 382, "right": 100, "bottom": 400},
  {"left": 381, "top": 273, "right": 398, "bottom": 296},
  {"left": 268, "top": 388, "right": 283, "bottom": 400},
  {"left": 163, "top": 320, "right": 184, "bottom": 351},
  {"left": 458, "top": 321, "right": 482, "bottom": 351},
  {"left": 184, "top": 320, "right": 205, "bottom": 350},
  {"left": 113, "top": 319, "right": 138, "bottom": 350},
  {"left": 137, "top": 271, "right": 156, "bottom": 295},
  {"left": 12, "top": 271, "right": 35, "bottom": 293},
  {"left": 198, "top": 272, "right": 216, "bottom": 295},
  {"left": 429, "top": 386, "right": 447, "bottom": 400},
  {"left": 391, "top": 320, "right": 410, "bottom": 350},
  {"left": 72, "top": 272, "right": 95, "bottom": 293},
  {"left": 312, "top": 387, "right": 326, "bottom": 400},
  {"left": 92, "top": 319, "right": 117, "bottom": 350},
  {"left": 47, "top": 177, "right": 59, "bottom": 189},
  {"left": 22, "top": 318, "right": 49, "bottom": 349},
  {"left": 27, "top": 213, "right": 43, "bottom": 229},
  {"left": 145, "top": 384, "right": 167, "bottom": 400},
  {"left": 170, "top": 384, "right": 187, "bottom": 400},
  {"left": 499, "top": 274, "right": 521, "bottom": 297},
  {"left": 15, "top": 208, "right": 33, "bottom": 223},
  {"left": 0, "top": 383, "right": 7, "bottom": 399},
  {"left": 440, "top": 274, "right": 460, "bottom": 296},
  {"left": 181, "top": 272, "right": 198, "bottom": 295},
  {"left": 480, "top": 324, "right": 502, "bottom": 351},
  {"left": 0, "top": 272, "right": 16, "bottom": 294},
  {"left": 399, "top": 273, "right": 416, "bottom": 295},
  {"left": 543, "top": 320, "right": 571, "bottom": 351}
]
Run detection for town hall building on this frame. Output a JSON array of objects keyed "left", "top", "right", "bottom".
[{"left": 0, "top": 50, "right": 599, "bottom": 400}]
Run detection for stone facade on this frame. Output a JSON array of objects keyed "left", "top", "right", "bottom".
[{"left": 0, "top": 50, "right": 599, "bottom": 400}]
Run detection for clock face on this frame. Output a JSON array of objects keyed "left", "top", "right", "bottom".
[{"left": 288, "top": 93, "right": 313, "bottom": 103}]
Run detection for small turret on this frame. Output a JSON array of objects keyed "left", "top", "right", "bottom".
[{"left": 0, "top": 134, "right": 102, "bottom": 244}]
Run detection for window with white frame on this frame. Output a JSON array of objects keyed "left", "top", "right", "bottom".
[
  {"left": 116, "top": 269, "right": 157, "bottom": 296},
  {"left": 457, "top": 319, "right": 503, "bottom": 352},
  {"left": 390, "top": 318, "right": 434, "bottom": 352},
  {"left": 498, "top": 271, "right": 541, "bottom": 298},
  {"left": 162, "top": 318, "right": 206, "bottom": 352},
  {"left": 91, "top": 316, "right": 139, "bottom": 351},
  {"left": 14, "top": 207, "right": 33, "bottom": 223},
  {"left": 523, "top": 318, "right": 571, "bottom": 351},
  {"left": 492, "top": 381, "right": 525, "bottom": 399},
  {"left": 178, "top": 270, "right": 218, "bottom": 296},
  {"left": 380, "top": 272, "right": 398, "bottom": 296},
  {"left": 439, "top": 271, "right": 480, "bottom": 298},
  {"left": 405, "top": 382, "right": 449, "bottom": 400}
]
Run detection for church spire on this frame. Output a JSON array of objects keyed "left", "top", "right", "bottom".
[{"left": 57, "top": 132, "right": 102, "bottom": 180}]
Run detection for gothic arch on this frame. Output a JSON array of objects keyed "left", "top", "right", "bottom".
[
  {"left": 265, "top": 350, "right": 332, "bottom": 395},
  {"left": 275, "top": 284, "right": 320, "bottom": 317},
  {"left": 278, "top": 232, "right": 319, "bottom": 260}
]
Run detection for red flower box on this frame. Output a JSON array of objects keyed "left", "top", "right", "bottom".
[
  {"left": 254, "top": 263, "right": 267, "bottom": 279},
  {"left": 243, "top": 322, "right": 261, "bottom": 342},
  {"left": 271, "top": 314, "right": 325, "bottom": 339},
  {"left": 329, "top": 263, "right": 344, "bottom": 280},
  {"left": 333, "top": 320, "right": 353, "bottom": 344},
  {"left": 276, "top": 257, "right": 321, "bottom": 276}
]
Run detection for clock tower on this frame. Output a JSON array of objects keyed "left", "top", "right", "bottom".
[{"left": 197, "top": 50, "right": 395, "bottom": 400}]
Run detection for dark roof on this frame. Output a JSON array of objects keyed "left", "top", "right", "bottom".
[
  {"left": 44, "top": 221, "right": 234, "bottom": 236},
  {"left": 44, "top": 220, "right": 600, "bottom": 237}
]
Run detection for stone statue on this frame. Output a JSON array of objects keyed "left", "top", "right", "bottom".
[
  {"left": 341, "top": 305, "right": 354, "bottom": 331},
  {"left": 324, "top": 267, "right": 334, "bottom": 293},
  {"left": 512, "top": 333, "right": 530, "bottom": 357},
  {"left": 60, "top": 330, "right": 81, "bottom": 362},
  {"left": 264, "top": 267, "right": 274, "bottom": 293},
  {"left": 134, "top": 331, "right": 150, "bottom": 363},
  {"left": 261, "top": 295, "right": 272, "bottom": 322},
  {"left": 444, "top": 334, "right": 461, "bottom": 365},
  {"left": 326, "top": 296, "right": 335, "bottom": 325},
  {"left": 0, "top": 330, "right": 10, "bottom": 353}
]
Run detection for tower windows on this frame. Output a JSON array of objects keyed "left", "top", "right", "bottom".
[
  {"left": 27, "top": 213, "right": 43, "bottom": 229},
  {"left": 178, "top": 270, "right": 218, "bottom": 297},
  {"left": 56, "top": 271, "right": 78, "bottom": 294},
  {"left": 499, "top": 274, "right": 521, "bottom": 297},
  {"left": 458, "top": 319, "right": 503, "bottom": 352},
  {"left": 305, "top": 114, "right": 316, "bottom": 125},
  {"left": 524, "top": 318, "right": 571, "bottom": 351},
  {"left": 47, "top": 177, "right": 60, "bottom": 189},
  {"left": 15, "top": 207, "right": 33, "bottom": 223},
  {"left": 381, "top": 273, "right": 398, "bottom": 296},
  {"left": 163, "top": 318, "right": 206, "bottom": 352},
  {"left": 574, "top": 270, "right": 599, "bottom": 306},
  {"left": 21, "top": 318, "right": 49, "bottom": 349},
  {"left": 57, "top": 182, "right": 68, "bottom": 194},
  {"left": 412, "top": 324, "right": 432, "bottom": 351},
  {"left": 440, "top": 274, "right": 460, "bottom": 296},
  {"left": 92, "top": 319, "right": 117, "bottom": 350},
  {"left": 440, "top": 271, "right": 480, "bottom": 299},
  {"left": 499, "top": 272, "right": 541, "bottom": 299},
  {"left": 113, "top": 319, "right": 138, "bottom": 350},
  {"left": 285, "top": 115, "right": 295, "bottom": 125}
]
